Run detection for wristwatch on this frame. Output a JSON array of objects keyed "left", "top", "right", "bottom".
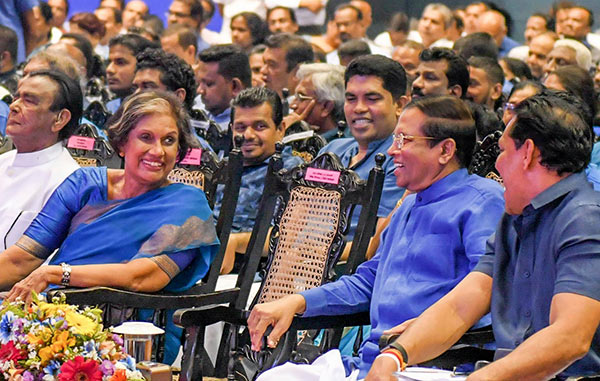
[{"left": 383, "top": 341, "right": 408, "bottom": 364}]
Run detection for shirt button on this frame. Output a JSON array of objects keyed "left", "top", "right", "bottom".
[
  {"left": 524, "top": 310, "right": 531, "bottom": 317},
  {"left": 417, "top": 196, "right": 422, "bottom": 202},
  {"left": 524, "top": 271, "right": 531, "bottom": 278}
]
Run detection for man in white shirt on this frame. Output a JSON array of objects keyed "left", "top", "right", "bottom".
[{"left": 0, "top": 70, "right": 81, "bottom": 250}]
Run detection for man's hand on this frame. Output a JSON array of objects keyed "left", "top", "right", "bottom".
[
  {"left": 247, "top": 294, "right": 306, "bottom": 351},
  {"left": 365, "top": 355, "right": 399, "bottom": 381},
  {"left": 282, "top": 99, "right": 316, "bottom": 130},
  {"left": 383, "top": 318, "right": 416, "bottom": 336}
]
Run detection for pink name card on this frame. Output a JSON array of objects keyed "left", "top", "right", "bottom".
[
  {"left": 305, "top": 167, "right": 341, "bottom": 184},
  {"left": 67, "top": 136, "right": 95, "bottom": 150},
  {"left": 180, "top": 148, "right": 202, "bottom": 165}
]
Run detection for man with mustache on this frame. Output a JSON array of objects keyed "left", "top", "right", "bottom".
[{"left": 411, "top": 47, "right": 469, "bottom": 100}]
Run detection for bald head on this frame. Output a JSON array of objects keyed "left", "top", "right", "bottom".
[
  {"left": 350, "top": 0, "right": 372, "bottom": 30},
  {"left": 477, "top": 10, "right": 506, "bottom": 47},
  {"left": 46, "top": 43, "right": 87, "bottom": 76}
]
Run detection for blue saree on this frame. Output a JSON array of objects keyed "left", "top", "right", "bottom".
[{"left": 17, "top": 166, "right": 219, "bottom": 363}]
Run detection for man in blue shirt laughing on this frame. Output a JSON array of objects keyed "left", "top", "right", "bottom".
[{"left": 247, "top": 95, "right": 504, "bottom": 379}]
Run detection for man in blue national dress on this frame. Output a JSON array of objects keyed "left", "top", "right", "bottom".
[
  {"left": 247, "top": 95, "right": 505, "bottom": 380},
  {"left": 366, "top": 92, "right": 600, "bottom": 380}
]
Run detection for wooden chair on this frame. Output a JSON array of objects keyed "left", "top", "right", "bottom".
[
  {"left": 173, "top": 148, "right": 386, "bottom": 380},
  {"left": 66, "top": 123, "right": 122, "bottom": 169},
  {"left": 190, "top": 108, "right": 232, "bottom": 155},
  {"left": 47, "top": 141, "right": 245, "bottom": 361},
  {"left": 283, "top": 120, "right": 327, "bottom": 163},
  {"left": 468, "top": 130, "right": 503, "bottom": 185},
  {"left": 82, "top": 100, "right": 111, "bottom": 129}
]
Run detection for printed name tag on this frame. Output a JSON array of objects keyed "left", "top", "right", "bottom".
[
  {"left": 305, "top": 167, "right": 341, "bottom": 184},
  {"left": 180, "top": 148, "right": 202, "bottom": 165},
  {"left": 67, "top": 136, "right": 95, "bottom": 150}
]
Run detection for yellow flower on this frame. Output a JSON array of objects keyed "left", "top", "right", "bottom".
[
  {"left": 27, "top": 326, "right": 53, "bottom": 346},
  {"left": 64, "top": 311, "right": 97, "bottom": 336},
  {"left": 38, "top": 346, "right": 55, "bottom": 365},
  {"left": 37, "top": 302, "right": 73, "bottom": 318},
  {"left": 50, "top": 330, "right": 75, "bottom": 352}
]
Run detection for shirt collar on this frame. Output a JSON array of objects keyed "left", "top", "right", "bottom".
[
  {"left": 527, "top": 171, "right": 588, "bottom": 212},
  {"left": 415, "top": 168, "right": 468, "bottom": 205},
  {"left": 11, "top": 142, "right": 65, "bottom": 168}
]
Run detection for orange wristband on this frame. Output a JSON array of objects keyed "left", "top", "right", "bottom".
[{"left": 382, "top": 348, "right": 406, "bottom": 371}]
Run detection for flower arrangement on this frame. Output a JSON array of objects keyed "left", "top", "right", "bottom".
[{"left": 0, "top": 293, "right": 145, "bottom": 381}]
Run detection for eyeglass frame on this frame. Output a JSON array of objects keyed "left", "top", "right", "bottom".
[
  {"left": 165, "top": 10, "right": 192, "bottom": 19},
  {"left": 392, "top": 132, "right": 442, "bottom": 150},
  {"left": 293, "top": 93, "right": 316, "bottom": 103}
]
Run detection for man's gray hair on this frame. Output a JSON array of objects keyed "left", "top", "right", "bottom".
[
  {"left": 422, "top": 3, "right": 453, "bottom": 29},
  {"left": 296, "top": 63, "right": 345, "bottom": 121}
]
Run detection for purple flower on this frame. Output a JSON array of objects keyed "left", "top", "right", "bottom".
[
  {"left": 112, "top": 334, "right": 123, "bottom": 346},
  {"left": 22, "top": 371, "right": 34, "bottom": 381},
  {"left": 99, "top": 359, "right": 115, "bottom": 376}
]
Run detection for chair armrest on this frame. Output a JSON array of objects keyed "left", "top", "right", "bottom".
[
  {"left": 173, "top": 305, "right": 248, "bottom": 328},
  {"left": 456, "top": 325, "right": 494, "bottom": 346},
  {"left": 47, "top": 286, "right": 241, "bottom": 310},
  {"left": 289, "top": 311, "right": 371, "bottom": 331}
]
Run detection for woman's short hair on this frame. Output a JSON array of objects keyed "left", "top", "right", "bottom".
[{"left": 107, "top": 91, "right": 196, "bottom": 162}]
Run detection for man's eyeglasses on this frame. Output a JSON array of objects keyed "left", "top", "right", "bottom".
[
  {"left": 392, "top": 133, "right": 439, "bottom": 149},
  {"left": 166, "top": 10, "right": 191, "bottom": 18},
  {"left": 503, "top": 102, "right": 517, "bottom": 112},
  {"left": 293, "top": 93, "right": 315, "bottom": 103}
]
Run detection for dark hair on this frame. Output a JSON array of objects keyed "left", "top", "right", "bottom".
[
  {"left": 98, "top": 6, "right": 122, "bottom": 24},
  {"left": 549, "top": 65, "right": 597, "bottom": 124},
  {"left": 267, "top": 6, "right": 297, "bottom": 24},
  {"left": 60, "top": 32, "right": 95, "bottom": 78},
  {"left": 344, "top": 54, "right": 407, "bottom": 100},
  {"left": 420, "top": 48, "right": 469, "bottom": 98},
  {"left": 109, "top": 33, "right": 159, "bottom": 55},
  {"left": 453, "top": 32, "right": 498, "bottom": 60},
  {"left": 70, "top": 12, "right": 106, "bottom": 38},
  {"left": 468, "top": 56, "right": 504, "bottom": 85},
  {"left": 508, "top": 79, "right": 544, "bottom": 99},
  {"left": 511, "top": 91, "right": 592, "bottom": 174},
  {"left": 135, "top": 48, "right": 197, "bottom": 111},
  {"left": 389, "top": 12, "right": 409, "bottom": 33},
  {"left": 501, "top": 57, "right": 533, "bottom": 81},
  {"left": 107, "top": 90, "right": 196, "bottom": 162},
  {"left": 232, "top": 12, "right": 268, "bottom": 46},
  {"left": 38, "top": 1, "right": 52, "bottom": 24},
  {"left": 406, "top": 95, "right": 476, "bottom": 168},
  {"left": 338, "top": 39, "right": 371, "bottom": 60},
  {"left": 466, "top": 100, "right": 503, "bottom": 140},
  {"left": 176, "top": 0, "right": 204, "bottom": 26},
  {"left": 530, "top": 12, "right": 551, "bottom": 30},
  {"left": 231, "top": 87, "right": 283, "bottom": 128},
  {"left": 162, "top": 24, "right": 198, "bottom": 53},
  {"left": 28, "top": 70, "right": 83, "bottom": 140},
  {"left": 250, "top": 43, "right": 266, "bottom": 55},
  {"left": 264, "top": 33, "right": 314, "bottom": 72},
  {"left": 199, "top": 44, "right": 252, "bottom": 88},
  {"left": 141, "top": 14, "right": 165, "bottom": 38},
  {"left": 451, "top": 12, "right": 464, "bottom": 31},
  {"left": 0, "top": 25, "right": 18, "bottom": 65},
  {"left": 203, "top": 0, "right": 216, "bottom": 20},
  {"left": 334, "top": 3, "right": 363, "bottom": 21}
]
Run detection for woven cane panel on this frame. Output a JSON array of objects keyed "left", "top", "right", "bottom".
[
  {"left": 74, "top": 157, "right": 98, "bottom": 167},
  {"left": 258, "top": 186, "right": 341, "bottom": 304},
  {"left": 167, "top": 168, "right": 205, "bottom": 189},
  {"left": 292, "top": 150, "right": 313, "bottom": 163}
]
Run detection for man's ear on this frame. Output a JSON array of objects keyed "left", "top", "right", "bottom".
[
  {"left": 522, "top": 138, "right": 538, "bottom": 170},
  {"left": 448, "top": 84, "right": 462, "bottom": 98},
  {"left": 231, "top": 78, "right": 244, "bottom": 96},
  {"left": 320, "top": 100, "right": 335, "bottom": 118},
  {"left": 395, "top": 95, "right": 409, "bottom": 117},
  {"left": 174, "top": 88, "right": 187, "bottom": 104},
  {"left": 185, "top": 45, "right": 197, "bottom": 62},
  {"left": 51, "top": 109, "right": 72, "bottom": 133},
  {"left": 438, "top": 138, "right": 457, "bottom": 165},
  {"left": 490, "top": 82, "right": 503, "bottom": 103}
]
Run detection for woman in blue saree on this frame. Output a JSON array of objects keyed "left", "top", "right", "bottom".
[{"left": 2, "top": 90, "right": 219, "bottom": 363}]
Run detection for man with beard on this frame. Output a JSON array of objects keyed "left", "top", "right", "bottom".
[{"left": 466, "top": 56, "right": 504, "bottom": 111}]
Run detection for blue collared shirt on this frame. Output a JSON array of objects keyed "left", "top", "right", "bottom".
[
  {"left": 212, "top": 146, "right": 304, "bottom": 233},
  {"left": 106, "top": 98, "right": 122, "bottom": 114},
  {"left": 318, "top": 135, "right": 404, "bottom": 238},
  {"left": 499, "top": 36, "right": 520, "bottom": 58},
  {"left": 302, "top": 169, "right": 505, "bottom": 377},
  {"left": 475, "top": 171, "right": 600, "bottom": 377}
]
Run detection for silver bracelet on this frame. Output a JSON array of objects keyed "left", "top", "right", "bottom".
[{"left": 60, "top": 262, "right": 71, "bottom": 286}]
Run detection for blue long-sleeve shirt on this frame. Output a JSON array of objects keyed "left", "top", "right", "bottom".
[
  {"left": 318, "top": 135, "right": 404, "bottom": 239},
  {"left": 301, "top": 169, "right": 505, "bottom": 378}
]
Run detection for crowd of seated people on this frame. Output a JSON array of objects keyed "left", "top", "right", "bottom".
[{"left": 3, "top": 0, "right": 600, "bottom": 379}]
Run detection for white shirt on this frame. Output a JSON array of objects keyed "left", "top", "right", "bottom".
[
  {"left": 0, "top": 142, "right": 79, "bottom": 250},
  {"left": 326, "top": 39, "right": 391, "bottom": 65},
  {"left": 508, "top": 45, "right": 529, "bottom": 61}
]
